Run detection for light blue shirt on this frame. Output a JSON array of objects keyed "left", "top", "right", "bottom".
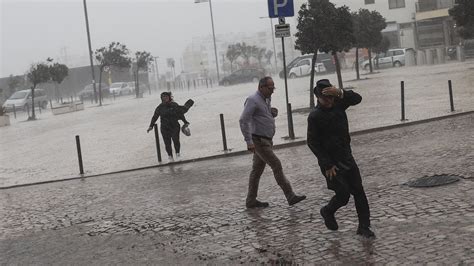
[{"left": 239, "top": 91, "right": 275, "bottom": 145}]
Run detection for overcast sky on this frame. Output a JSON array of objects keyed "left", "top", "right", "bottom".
[{"left": 0, "top": 0, "right": 274, "bottom": 77}]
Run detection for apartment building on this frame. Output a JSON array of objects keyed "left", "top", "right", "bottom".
[{"left": 293, "top": 0, "right": 457, "bottom": 50}]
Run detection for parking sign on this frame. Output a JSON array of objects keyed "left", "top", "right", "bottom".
[{"left": 267, "top": 0, "right": 294, "bottom": 18}]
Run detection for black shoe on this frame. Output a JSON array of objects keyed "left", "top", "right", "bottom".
[
  {"left": 320, "top": 206, "right": 338, "bottom": 231},
  {"left": 288, "top": 195, "right": 306, "bottom": 206},
  {"left": 246, "top": 200, "right": 269, "bottom": 208},
  {"left": 357, "top": 226, "right": 376, "bottom": 238}
]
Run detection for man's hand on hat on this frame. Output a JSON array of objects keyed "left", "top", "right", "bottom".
[{"left": 322, "top": 87, "right": 342, "bottom": 98}]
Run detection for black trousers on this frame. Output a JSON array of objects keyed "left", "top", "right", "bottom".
[
  {"left": 324, "top": 161, "right": 371, "bottom": 228},
  {"left": 161, "top": 125, "right": 180, "bottom": 156}
]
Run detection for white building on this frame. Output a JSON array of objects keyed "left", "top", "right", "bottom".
[{"left": 293, "top": 0, "right": 457, "bottom": 50}]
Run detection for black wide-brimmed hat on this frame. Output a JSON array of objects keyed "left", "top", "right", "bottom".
[{"left": 313, "top": 79, "right": 332, "bottom": 97}]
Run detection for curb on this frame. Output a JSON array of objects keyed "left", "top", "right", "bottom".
[{"left": 2, "top": 110, "right": 473, "bottom": 190}]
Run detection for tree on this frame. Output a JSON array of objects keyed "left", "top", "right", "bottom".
[
  {"left": 26, "top": 62, "right": 50, "bottom": 120},
  {"left": 134, "top": 51, "right": 153, "bottom": 97},
  {"left": 264, "top": 50, "right": 273, "bottom": 65},
  {"left": 95, "top": 42, "right": 131, "bottom": 105},
  {"left": 7, "top": 75, "right": 22, "bottom": 98},
  {"left": 255, "top": 47, "right": 266, "bottom": 68},
  {"left": 49, "top": 62, "right": 69, "bottom": 101},
  {"left": 449, "top": 0, "right": 474, "bottom": 39},
  {"left": 226, "top": 44, "right": 240, "bottom": 73},
  {"left": 296, "top": 0, "right": 354, "bottom": 107},
  {"left": 352, "top": 9, "right": 386, "bottom": 78},
  {"left": 319, "top": 3, "right": 354, "bottom": 89},
  {"left": 237, "top": 42, "right": 252, "bottom": 66}
]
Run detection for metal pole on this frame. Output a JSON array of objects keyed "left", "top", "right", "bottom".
[
  {"left": 448, "top": 80, "right": 455, "bottom": 112},
  {"left": 153, "top": 56, "right": 159, "bottom": 91},
  {"left": 401, "top": 81, "right": 405, "bottom": 121},
  {"left": 270, "top": 19, "right": 278, "bottom": 74},
  {"left": 83, "top": 0, "right": 98, "bottom": 105},
  {"left": 288, "top": 103, "right": 294, "bottom": 139},
  {"left": 12, "top": 105, "right": 16, "bottom": 119},
  {"left": 153, "top": 124, "right": 162, "bottom": 163},
  {"left": 281, "top": 36, "right": 294, "bottom": 138},
  {"left": 208, "top": 0, "right": 220, "bottom": 81},
  {"left": 75, "top": 135, "right": 84, "bottom": 175},
  {"left": 219, "top": 114, "right": 228, "bottom": 151}
]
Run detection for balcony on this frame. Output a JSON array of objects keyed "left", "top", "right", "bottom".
[{"left": 416, "top": 0, "right": 454, "bottom": 12}]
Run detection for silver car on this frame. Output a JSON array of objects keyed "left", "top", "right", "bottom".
[
  {"left": 2, "top": 89, "right": 48, "bottom": 112},
  {"left": 361, "top": 48, "right": 415, "bottom": 70}
]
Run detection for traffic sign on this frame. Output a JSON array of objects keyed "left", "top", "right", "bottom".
[
  {"left": 275, "top": 24, "right": 290, "bottom": 38},
  {"left": 279, "top": 17, "right": 285, "bottom": 25},
  {"left": 268, "top": 0, "right": 294, "bottom": 18}
]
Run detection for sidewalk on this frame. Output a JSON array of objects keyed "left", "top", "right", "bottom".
[{"left": 1, "top": 114, "right": 473, "bottom": 264}]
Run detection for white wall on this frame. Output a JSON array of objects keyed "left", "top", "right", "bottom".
[{"left": 329, "top": 0, "right": 416, "bottom": 24}]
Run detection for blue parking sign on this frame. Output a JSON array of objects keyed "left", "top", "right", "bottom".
[{"left": 268, "top": 0, "right": 294, "bottom": 18}]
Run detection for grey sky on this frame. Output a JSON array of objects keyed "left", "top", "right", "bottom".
[{"left": 1, "top": 0, "right": 271, "bottom": 77}]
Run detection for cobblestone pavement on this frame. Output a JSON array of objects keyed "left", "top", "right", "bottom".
[{"left": 1, "top": 114, "right": 473, "bottom": 264}]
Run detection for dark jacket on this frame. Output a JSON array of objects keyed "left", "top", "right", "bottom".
[
  {"left": 149, "top": 102, "right": 189, "bottom": 131},
  {"left": 307, "top": 90, "right": 362, "bottom": 171}
]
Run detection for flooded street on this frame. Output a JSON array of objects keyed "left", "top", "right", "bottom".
[{"left": 1, "top": 61, "right": 473, "bottom": 187}]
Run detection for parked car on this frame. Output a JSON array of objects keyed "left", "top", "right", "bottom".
[
  {"left": 109, "top": 82, "right": 134, "bottom": 95},
  {"left": 78, "top": 83, "right": 109, "bottom": 99},
  {"left": 219, "top": 68, "right": 265, "bottom": 86},
  {"left": 2, "top": 89, "right": 48, "bottom": 112},
  {"left": 280, "top": 53, "right": 335, "bottom": 78},
  {"left": 127, "top": 82, "right": 149, "bottom": 94},
  {"left": 288, "top": 57, "right": 335, "bottom": 78},
  {"left": 360, "top": 48, "right": 415, "bottom": 70}
]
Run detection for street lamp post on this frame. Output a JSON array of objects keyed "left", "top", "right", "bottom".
[
  {"left": 195, "top": 0, "right": 220, "bottom": 82},
  {"left": 82, "top": 0, "right": 99, "bottom": 106},
  {"left": 153, "top": 56, "right": 159, "bottom": 91},
  {"left": 260, "top": 16, "right": 278, "bottom": 74}
]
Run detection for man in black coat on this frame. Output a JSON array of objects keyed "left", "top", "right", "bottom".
[{"left": 307, "top": 79, "right": 375, "bottom": 238}]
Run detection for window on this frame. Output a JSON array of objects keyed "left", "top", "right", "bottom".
[
  {"left": 389, "top": 0, "right": 405, "bottom": 9},
  {"left": 393, "top": 50, "right": 404, "bottom": 56},
  {"left": 365, "top": 0, "right": 375, "bottom": 4}
]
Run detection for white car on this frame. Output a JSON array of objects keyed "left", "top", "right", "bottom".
[
  {"left": 288, "top": 58, "right": 327, "bottom": 79},
  {"left": 109, "top": 82, "right": 134, "bottom": 95},
  {"left": 360, "top": 48, "right": 415, "bottom": 70},
  {"left": 2, "top": 89, "right": 48, "bottom": 112}
]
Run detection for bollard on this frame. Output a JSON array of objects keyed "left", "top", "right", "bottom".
[
  {"left": 206, "top": 79, "right": 209, "bottom": 88},
  {"left": 75, "top": 135, "right": 84, "bottom": 175},
  {"left": 220, "top": 113, "right": 228, "bottom": 151},
  {"left": 50, "top": 99, "right": 53, "bottom": 109},
  {"left": 61, "top": 97, "right": 63, "bottom": 104},
  {"left": 287, "top": 103, "right": 295, "bottom": 139},
  {"left": 113, "top": 92, "right": 116, "bottom": 101},
  {"left": 401, "top": 81, "right": 406, "bottom": 121},
  {"left": 448, "top": 80, "right": 455, "bottom": 112},
  {"left": 153, "top": 124, "right": 162, "bottom": 163},
  {"left": 193, "top": 80, "right": 196, "bottom": 89},
  {"left": 188, "top": 80, "right": 190, "bottom": 91},
  {"left": 12, "top": 105, "right": 16, "bottom": 119}
]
